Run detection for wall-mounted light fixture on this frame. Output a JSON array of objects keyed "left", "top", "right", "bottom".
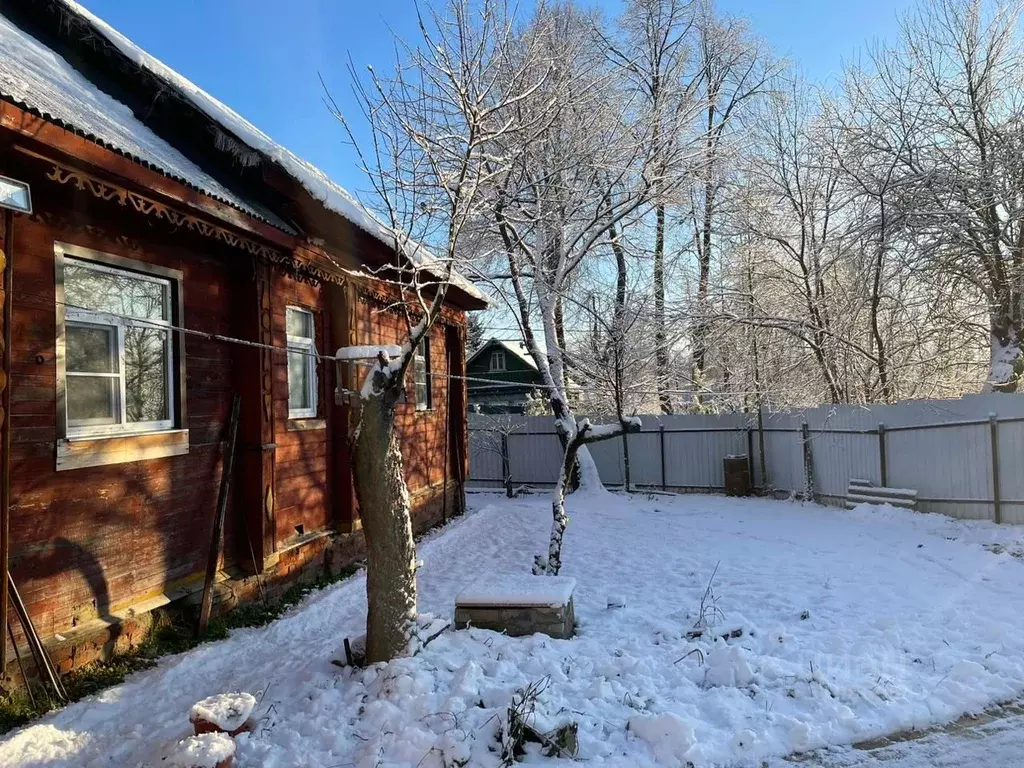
[{"left": 0, "top": 175, "right": 31, "bottom": 214}]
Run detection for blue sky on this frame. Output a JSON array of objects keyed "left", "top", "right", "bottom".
[{"left": 79, "top": 0, "right": 914, "bottom": 196}]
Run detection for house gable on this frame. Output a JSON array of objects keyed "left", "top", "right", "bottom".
[{"left": 467, "top": 340, "right": 544, "bottom": 388}]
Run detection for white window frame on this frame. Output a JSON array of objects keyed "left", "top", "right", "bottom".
[
  {"left": 60, "top": 253, "right": 177, "bottom": 438},
  {"left": 490, "top": 350, "right": 506, "bottom": 372},
  {"left": 414, "top": 339, "right": 432, "bottom": 411},
  {"left": 286, "top": 306, "right": 318, "bottom": 419}
]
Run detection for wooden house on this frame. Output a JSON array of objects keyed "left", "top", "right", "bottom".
[
  {"left": 467, "top": 339, "right": 547, "bottom": 414},
  {"left": 0, "top": 0, "right": 485, "bottom": 674}
]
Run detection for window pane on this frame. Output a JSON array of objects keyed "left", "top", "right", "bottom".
[
  {"left": 67, "top": 376, "right": 117, "bottom": 423},
  {"left": 124, "top": 327, "right": 169, "bottom": 422},
  {"left": 66, "top": 324, "right": 117, "bottom": 373},
  {"left": 286, "top": 308, "right": 313, "bottom": 339},
  {"left": 65, "top": 260, "right": 168, "bottom": 320},
  {"left": 414, "top": 340, "right": 430, "bottom": 409},
  {"left": 288, "top": 350, "right": 311, "bottom": 410}
]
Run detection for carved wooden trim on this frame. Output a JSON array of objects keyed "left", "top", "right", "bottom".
[
  {"left": 44, "top": 163, "right": 279, "bottom": 256},
  {"left": 354, "top": 283, "right": 463, "bottom": 328},
  {"left": 19, "top": 148, "right": 331, "bottom": 285},
  {"left": 255, "top": 263, "right": 277, "bottom": 556}
]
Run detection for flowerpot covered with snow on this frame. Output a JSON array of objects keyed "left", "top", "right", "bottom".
[
  {"left": 190, "top": 692, "right": 257, "bottom": 737},
  {"left": 166, "top": 732, "right": 235, "bottom": 768}
]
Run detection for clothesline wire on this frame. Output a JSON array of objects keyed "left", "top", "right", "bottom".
[{"left": 16, "top": 288, "right": 813, "bottom": 400}]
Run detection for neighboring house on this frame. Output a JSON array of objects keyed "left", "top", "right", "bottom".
[
  {"left": 0, "top": 1, "right": 485, "bottom": 674},
  {"left": 467, "top": 339, "right": 547, "bottom": 414}
]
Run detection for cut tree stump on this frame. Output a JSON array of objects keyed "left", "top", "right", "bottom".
[{"left": 454, "top": 575, "right": 576, "bottom": 639}]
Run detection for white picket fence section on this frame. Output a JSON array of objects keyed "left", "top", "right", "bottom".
[{"left": 468, "top": 394, "right": 1024, "bottom": 525}]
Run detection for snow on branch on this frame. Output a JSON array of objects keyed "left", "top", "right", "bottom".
[{"left": 335, "top": 345, "right": 404, "bottom": 361}]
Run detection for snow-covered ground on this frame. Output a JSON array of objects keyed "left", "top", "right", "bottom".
[
  {"left": 3, "top": 491, "right": 1024, "bottom": 767},
  {"left": 781, "top": 710, "right": 1024, "bottom": 767}
]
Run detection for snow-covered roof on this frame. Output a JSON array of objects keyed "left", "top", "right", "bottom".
[
  {"left": 0, "top": 12, "right": 292, "bottom": 232},
  {"left": 57, "top": 0, "right": 486, "bottom": 304},
  {"left": 469, "top": 338, "right": 542, "bottom": 370}
]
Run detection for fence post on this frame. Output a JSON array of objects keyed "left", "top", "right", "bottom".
[
  {"left": 746, "top": 427, "right": 755, "bottom": 487},
  {"left": 877, "top": 423, "right": 887, "bottom": 487},
  {"left": 801, "top": 422, "right": 814, "bottom": 501},
  {"left": 757, "top": 406, "right": 768, "bottom": 491},
  {"left": 659, "top": 424, "right": 666, "bottom": 491},
  {"left": 989, "top": 413, "right": 1002, "bottom": 524}
]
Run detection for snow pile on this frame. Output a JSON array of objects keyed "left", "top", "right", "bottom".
[
  {"left": 3, "top": 494, "right": 1024, "bottom": 766},
  {"left": 189, "top": 692, "right": 256, "bottom": 732},
  {"left": 456, "top": 575, "right": 576, "bottom": 607},
  {"left": 628, "top": 712, "right": 697, "bottom": 765},
  {"left": 165, "top": 732, "right": 235, "bottom": 768},
  {"left": 703, "top": 641, "right": 754, "bottom": 688},
  {"left": 334, "top": 345, "right": 403, "bottom": 361}
]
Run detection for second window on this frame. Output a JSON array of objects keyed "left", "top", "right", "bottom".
[{"left": 286, "top": 306, "right": 318, "bottom": 419}]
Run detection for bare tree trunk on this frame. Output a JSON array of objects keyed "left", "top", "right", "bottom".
[
  {"left": 987, "top": 309, "right": 1024, "bottom": 393},
  {"left": 693, "top": 168, "right": 714, "bottom": 401},
  {"left": 353, "top": 396, "right": 417, "bottom": 664},
  {"left": 609, "top": 219, "right": 632, "bottom": 491},
  {"left": 534, "top": 418, "right": 640, "bottom": 576},
  {"left": 501, "top": 433, "right": 514, "bottom": 498},
  {"left": 654, "top": 203, "right": 672, "bottom": 414},
  {"left": 536, "top": 437, "right": 580, "bottom": 576},
  {"left": 869, "top": 219, "right": 892, "bottom": 401},
  {"left": 555, "top": 295, "right": 567, "bottom": 357},
  {"left": 745, "top": 258, "right": 768, "bottom": 487}
]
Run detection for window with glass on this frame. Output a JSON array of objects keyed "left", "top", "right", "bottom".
[
  {"left": 414, "top": 339, "right": 432, "bottom": 411},
  {"left": 287, "top": 306, "right": 318, "bottom": 418},
  {"left": 61, "top": 254, "right": 177, "bottom": 437},
  {"left": 490, "top": 350, "right": 506, "bottom": 372}
]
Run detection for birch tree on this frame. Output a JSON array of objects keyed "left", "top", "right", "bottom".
[{"left": 484, "top": 3, "right": 697, "bottom": 484}]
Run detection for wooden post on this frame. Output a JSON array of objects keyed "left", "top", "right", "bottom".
[
  {"left": 757, "top": 405, "right": 768, "bottom": 491},
  {"left": 801, "top": 422, "right": 814, "bottom": 501},
  {"left": 0, "top": 209, "right": 12, "bottom": 671},
  {"left": 659, "top": 424, "right": 667, "bottom": 491},
  {"left": 990, "top": 413, "right": 1002, "bottom": 524},
  {"left": 197, "top": 395, "right": 242, "bottom": 638},
  {"left": 877, "top": 423, "right": 887, "bottom": 487},
  {"left": 236, "top": 263, "right": 276, "bottom": 571},
  {"left": 328, "top": 279, "right": 358, "bottom": 532},
  {"left": 621, "top": 428, "right": 632, "bottom": 493}
]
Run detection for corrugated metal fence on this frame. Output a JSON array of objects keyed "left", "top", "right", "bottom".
[{"left": 468, "top": 394, "right": 1024, "bottom": 524}]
